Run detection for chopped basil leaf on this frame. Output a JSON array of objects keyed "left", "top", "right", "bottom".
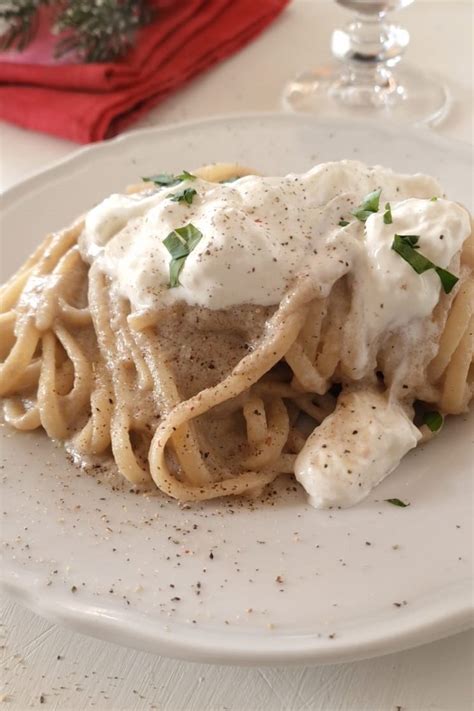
[
  {"left": 170, "top": 187, "right": 197, "bottom": 205},
  {"left": 383, "top": 202, "right": 392, "bottom": 224},
  {"left": 169, "top": 256, "right": 186, "bottom": 287},
  {"left": 385, "top": 498, "right": 410, "bottom": 508},
  {"left": 352, "top": 189, "right": 382, "bottom": 222},
  {"left": 338, "top": 219, "right": 350, "bottom": 227},
  {"left": 163, "top": 223, "right": 202, "bottom": 257},
  {"left": 176, "top": 170, "right": 196, "bottom": 181},
  {"left": 434, "top": 267, "right": 459, "bottom": 294},
  {"left": 430, "top": 196, "right": 438, "bottom": 202},
  {"left": 391, "top": 234, "right": 459, "bottom": 294},
  {"left": 423, "top": 410, "right": 444, "bottom": 432},
  {"left": 181, "top": 223, "right": 202, "bottom": 251},
  {"left": 392, "top": 234, "right": 430, "bottom": 273},
  {"left": 142, "top": 173, "right": 177, "bottom": 186},
  {"left": 396, "top": 234, "right": 420, "bottom": 248},
  {"left": 163, "top": 223, "right": 203, "bottom": 288},
  {"left": 143, "top": 170, "right": 196, "bottom": 187},
  {"left": 162, "top": 230, "right": 189, "bottom": 260}
]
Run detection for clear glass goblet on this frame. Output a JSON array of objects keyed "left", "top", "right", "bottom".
[{"left": 283, "top": 0, "right": 450, "bottom": 125}]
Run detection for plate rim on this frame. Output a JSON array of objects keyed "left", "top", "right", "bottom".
[
  {"left": 1, "top": 112, "right": 473, "bottom": 664},
  {"left": 1, "top": 111, "right": 473, "bottom": 202},
  {"left": 2, "top": 566, "right": 471, "bottom": 666}
]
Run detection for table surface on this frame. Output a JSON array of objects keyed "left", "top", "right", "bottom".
[{"left": 1, "top": 1, "right": 473, "bottom": 709}]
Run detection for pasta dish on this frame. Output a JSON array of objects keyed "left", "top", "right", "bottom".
[{"left": 1, "top": 161, "right": 472, "bottom": 508}]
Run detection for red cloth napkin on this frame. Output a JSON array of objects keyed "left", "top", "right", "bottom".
[{"left": 0, "top": 0, "right": 289, "bottom": 143}]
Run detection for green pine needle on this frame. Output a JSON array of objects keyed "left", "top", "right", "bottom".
[
  {"left": 0, "top": 1, "right": 50, "bottom": 52},
  {"left": 54, "top": 0, "right": 155, "bottom": 63},
  {"left": 0, "top": 0, "right": 155, "bottom": 62}
]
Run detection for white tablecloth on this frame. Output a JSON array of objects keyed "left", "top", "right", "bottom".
[{"left": 1, "top": 1, "right": 473, "bottom": 708}]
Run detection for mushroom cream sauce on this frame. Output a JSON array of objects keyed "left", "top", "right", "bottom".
[{"left": 78, "top": 160, "right": 471, "bottom": 508}]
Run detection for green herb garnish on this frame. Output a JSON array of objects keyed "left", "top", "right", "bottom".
[
  {"left": 430, "top": 196, "right": 438, "bottom": 202},
  {"left": 352, "top": 189, "right": 382, "bottom": 222},
  {"left": 338, "top": 219, "right": 350, "bottom": 227},
  {"left": 176, "top": 170, "right": 197, "bottom": 181},
  {"left": 142, "top": 170, "right": 197, "bottom": 187},
  {"left": 435, "top": 268, "right": 458, "bottom": 294},
  {"left": 383, "top": 202, "right": 392, "bottom": 224},
  {"left": 391, "top": 234, "right": 459, "bottom": 294},
  {"left": 385, "top": 498, "right": 410, "bottom": 508},
  {"left": 423, "top": 411, "right": 444, "bottom": 432},
  {"left": 170, "top": 187, "right": 197, "bottom": 205},
  {"left": 143, "top": 173, "right": 177, "bottom": 186},
  {"left": 162, "top": 223, "right": 203, "bottom": 288}
]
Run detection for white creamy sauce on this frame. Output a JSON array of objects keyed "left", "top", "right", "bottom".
[
  {"left": 80, "top": 159, "right": 464, "bottom": 315},
  {"left": 358, "top": 199, "right": 468, "bottom": 331},
  {"left": 78, "top": 160, "right": 471, "bottom": 508},
  {"left": 294, "top": 389, "right": 421, "bottom": 508}
]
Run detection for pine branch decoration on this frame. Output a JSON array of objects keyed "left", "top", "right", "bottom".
[
  {"left": 0, "top": 0, "right": 155, "bottom": 62},
  {"left": 0, "top": 1, "right": 51, "bottom": 52},
  {"left": 54, "top": 1, "right": 155, "bottom": 62}
]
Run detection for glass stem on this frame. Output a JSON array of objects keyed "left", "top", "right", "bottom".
[
  {"left": 330, "top": 10, "right": 410, "bottom": 104},
  {"left": 282, "top": 0, "right": 449, "bottom": 124}
]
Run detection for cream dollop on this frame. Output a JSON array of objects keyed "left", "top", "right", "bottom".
[
  {"left": 294, "top": 389, "right": 421, "bottom": 509},
  {"left": 79, "top": 160, "right": 468, "bottom": 315}
]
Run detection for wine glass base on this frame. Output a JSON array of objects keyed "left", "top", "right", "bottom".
[{"left": 282, "top": 63, "right": 450, "bottom": 126}]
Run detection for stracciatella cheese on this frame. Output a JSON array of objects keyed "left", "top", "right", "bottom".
[
  {"left": 80, "top": 160, "right": 467, "bottom": 317},
  {"left": 294, "top": 389, "right": 421, "bottom": 508}
]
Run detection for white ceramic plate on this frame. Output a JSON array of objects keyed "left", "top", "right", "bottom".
[{"left": 1, "top": 114, "right": 473, "bottom": 665}]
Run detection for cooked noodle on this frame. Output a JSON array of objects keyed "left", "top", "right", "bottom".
[{"left": 1, "top": 163, "right": 472, "bottom": 505}]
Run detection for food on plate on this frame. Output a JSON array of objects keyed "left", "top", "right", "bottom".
[{"left": 1, "top": 160, "right": 472, "bottom": 508}]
